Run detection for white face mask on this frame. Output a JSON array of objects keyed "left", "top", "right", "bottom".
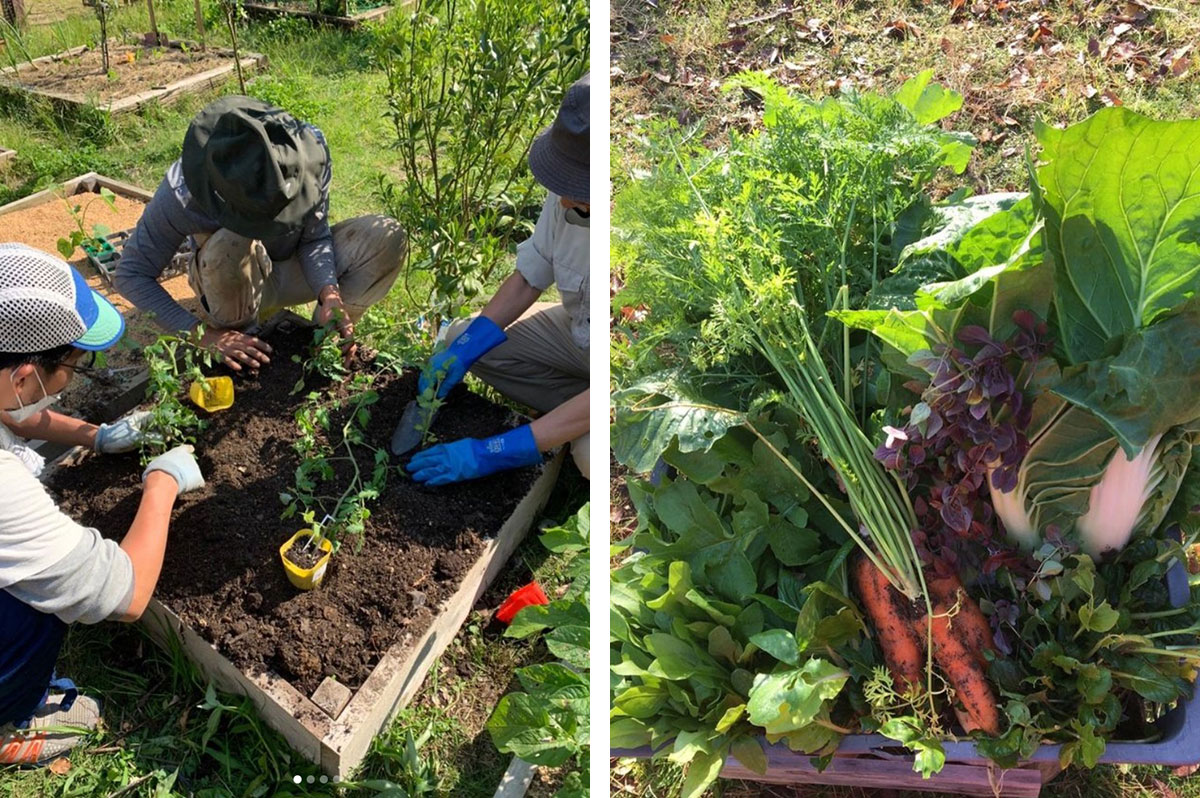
[{"left": 8, "top": 369, "right": 60, "bottom": 422}]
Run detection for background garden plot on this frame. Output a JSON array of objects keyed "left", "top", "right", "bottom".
[
  {"left": 0, "top": 0, "right": 588, "bottom": 793},
  {"left": 609, "top": 0, "right": 1200, "bottom": 796}
]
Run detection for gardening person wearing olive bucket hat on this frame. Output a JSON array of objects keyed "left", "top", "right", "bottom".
[
  {"left": 405, "top": 73, "right": 591, "bottom": 486},
  {"left": 0, "top": 244, "right": 206, "bottom": 767},
  {"left": 116, "top": 96, "right": 407, "bottom": 370}
]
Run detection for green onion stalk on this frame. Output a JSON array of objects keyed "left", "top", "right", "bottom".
[{"left": 737, "top": 283, "right": 926, "bottom": 604}]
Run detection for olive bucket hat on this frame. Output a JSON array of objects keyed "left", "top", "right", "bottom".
[
  {"left": 528, "top": 73, "right": 590, "bottom": 203},
  {"left": 181, "top": 96, "right": 328, "bottom": 240}
]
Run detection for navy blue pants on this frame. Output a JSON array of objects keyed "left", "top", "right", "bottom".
[{"left": 0, "top": 590, "right": 68, "bottom": 727}]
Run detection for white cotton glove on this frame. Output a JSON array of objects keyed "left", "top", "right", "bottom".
[
  {"left": 95, "top": 410, "right": 159, "bottom": 454},
  {"left": 142, "top": 445, "right": 205, "bottom": 494}
]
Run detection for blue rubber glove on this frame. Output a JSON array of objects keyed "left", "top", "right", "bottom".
[
  {"left": 419, "top": 317, "right": 507, "bottom": 399},
  {"left": 408, "top": 425, "right": 541, "bottom": 486}
]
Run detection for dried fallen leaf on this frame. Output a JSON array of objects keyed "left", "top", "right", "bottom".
[
  {"left": 883, "top": 18, "right": 921, "bottom": 41},
  {"left": 653, "top": 72, "right": 672, "bottom": 84},
  {"left": 1087, "top": 37, "right": 1101, "bottom": 56},
  {"left": 659, "top": 33, "right": 674, "bottom": 44},
  {"left": 940, "top": 37, "right": 954, "bottom": 54},
  {"left": 1153, "top": 777, "right": 1181, "bottom": 798},
  {"left": 1082, "top": 84, "right": 1099, "bottom": 98},
  {"left": 1101, "top": 89, "right": 1123, "bottom": 106},
  {"left": 1172, "top": 763, "right": 1200, "bottom": 778},
  {"left": 47, "top": 758, "right": 70, "bottom": 775}
]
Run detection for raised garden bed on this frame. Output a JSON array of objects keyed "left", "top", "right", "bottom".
[
  {"left": 242, "top": 0, "right": 394, "bottom": 28},
  {"left": 0, "top": 173, "right": 194, "bottom": 430},
  {"left": 0, "top": 146, "right": 14, "bottom": 165},
  {"left": 42, "top": 313, "right": 562, "bottom": 777},
  {"left": 0, "top": 40, "right": 266, "bottom": 114}
]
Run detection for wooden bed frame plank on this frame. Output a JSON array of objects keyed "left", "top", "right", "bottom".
[{"left": 0, "top": 42, "right": 266, "bottom": 114}]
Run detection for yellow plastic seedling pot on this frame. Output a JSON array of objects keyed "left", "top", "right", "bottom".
[
  {"left": 189, "top": 376, "right": 235, "bottom": 412},
  {"left": 280, "top": 529, "right": 333, "bottom": 590}
]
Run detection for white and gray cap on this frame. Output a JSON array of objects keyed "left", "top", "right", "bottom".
[{"left": 0, "top": 243, "right": 125, "bottom": 354}]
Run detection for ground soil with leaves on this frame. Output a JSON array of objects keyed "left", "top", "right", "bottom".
[
  {"left": 46, "top": 321, "right": 543, "bottom": 695},
  {"left": 612, "top": 0, "right": 1200, "bottom": 197}
]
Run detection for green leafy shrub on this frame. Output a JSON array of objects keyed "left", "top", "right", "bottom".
[{"left": 371, "top": 0, "right": 588, "bottom": 326}]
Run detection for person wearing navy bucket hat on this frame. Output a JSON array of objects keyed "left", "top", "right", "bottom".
[
  {"left": 115, "top": 96, "right": 408, "bottom": 370},
  {"left": 0, "top": 244, "right": 206, "bottom": 767},
  {"left": 404, "top": 73, "right": 592, "bottom": 486}
]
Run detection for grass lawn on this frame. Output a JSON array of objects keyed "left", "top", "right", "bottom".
[
  {"left": 610, "top": 1, "right": 1200, "bottom": 795},
  {"left": 1, "top": 2, "right": 586, "bottom": 795}
]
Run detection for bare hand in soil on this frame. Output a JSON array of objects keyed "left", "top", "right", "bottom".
[
  {"left": 201, "top": 327, "right": 272, "bottom": 372},
  {"left": 315, "top": 289, "right": 358, "bottom": 364}
]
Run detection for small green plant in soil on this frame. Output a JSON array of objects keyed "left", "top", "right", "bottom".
[
  {"left": 414, "top": 347, "right": 450, "bottom": 447},
  {"left": 291, "top": 319, "right": 347, "bottom": 392},
  {"left": 282, "top": 325, "right": 390, "bottom": 557},
  {"left": 351, "top": 725, "right": 439, "bottom": 796},
  {"left": 487, "top": 503, "right": 590, "bottom": 792},
  {"left": 139, "top": 327, "right": 216, "bottom": 464},
  {"left": 56, "top": 186, "right": 116, "bottom": 259}
]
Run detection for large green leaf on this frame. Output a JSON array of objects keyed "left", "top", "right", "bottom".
[
  {"left": 745, "top": 658, "right": 848, "bottom": 734},
  {"left": 1037, "top": 108, "right": 1200, "bottom": 364},
  {"left": 1053, "top": 307, "right": 1200, "bottom": 455},
  {"left": 611, "top": 376, "right": 745, "bottom": 473}
]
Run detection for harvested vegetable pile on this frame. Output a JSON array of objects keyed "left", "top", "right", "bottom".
[{"left": 610, "top": 71, "right": 1200, "bottom": 795}]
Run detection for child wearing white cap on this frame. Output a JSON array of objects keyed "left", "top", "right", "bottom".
[{"left": 0, "top": 243, "right": 206, "bottom": 767}]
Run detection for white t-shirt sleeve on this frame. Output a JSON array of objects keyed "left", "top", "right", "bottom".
[
  {"left": 515, "top": 194, "right": 562, "bottom": 292},
  {"left": 0, "top": 452, "right": 135, "bottom": 624}
]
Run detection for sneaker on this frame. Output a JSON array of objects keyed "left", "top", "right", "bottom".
[{"left": 0, "top": 694, "right": 100, "bottom": 766}]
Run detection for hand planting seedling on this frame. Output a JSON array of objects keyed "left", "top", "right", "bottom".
[
  {"left": 414, "top": 351, "right": 451, "bottom": 446},
  {"left": 139, "top": 327, "right": 217, "bottom": 464},
  {"left": 56, "top": 187, "right": 116, "bottom": 260}
]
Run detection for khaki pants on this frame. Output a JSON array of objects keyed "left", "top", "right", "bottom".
[
  {"left": 189, "top": 215, "right": 407, "bottom": 329},
  {"left": 445, "top": 302, "right": 589, "bottom": 478}
]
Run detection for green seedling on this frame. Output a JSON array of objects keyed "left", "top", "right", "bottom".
[
  {"left": 414, "top": 351, "right": 451, "bottom": 446},
  {"left": 282, "top": 370, "right": 388, "bottom": 557},
  {"left": 139, "top": 327, "right": 216, "bottom": 464},
  {"left": 56, "top": 187, "right": 116, "bottom": 260},
  {"left": 291, "top": 320, "right": 347, "bottom": 393}
]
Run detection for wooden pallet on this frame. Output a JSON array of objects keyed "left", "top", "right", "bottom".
[
  {"left": 241, "top": 1, "right": 393, "bottom": 29},
  {"left": 0, "top": 41, "right": 266, "bottom": 114},
  {"left": 718, "top": 745, "right": 1057, "bottom": 798},
  {"left": 40, "top": 326, "right": 566, "bottom": 777}
]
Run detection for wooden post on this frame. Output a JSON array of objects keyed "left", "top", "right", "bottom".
[
  {"left": 145, "top": 0, "right": 159, "bottom": 43},
  {"left": 1, "top": 0, "right": 24, "bottom": 28},
  {"left": 193, "top": 0, "right": 206, "bottom": 50}
]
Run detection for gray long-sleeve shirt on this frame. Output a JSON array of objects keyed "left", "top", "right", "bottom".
[{"left": 115, "top": 127, "right": 335, "bottom": 332}]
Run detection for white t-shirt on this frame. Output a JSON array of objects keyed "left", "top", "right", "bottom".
[
  {"left": 0, "top": 450, "right": 134, "bottom": 624},
  {"left": 515, "top": 193, "right": 590, "bottom": 349}
]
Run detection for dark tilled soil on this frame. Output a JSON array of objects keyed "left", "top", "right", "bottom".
[
  {"left": 48, "top": 323, "right": 541, "bottom": 695},
  {"left": 284, "top": 540, "right": 325, "bottom": 570}
]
